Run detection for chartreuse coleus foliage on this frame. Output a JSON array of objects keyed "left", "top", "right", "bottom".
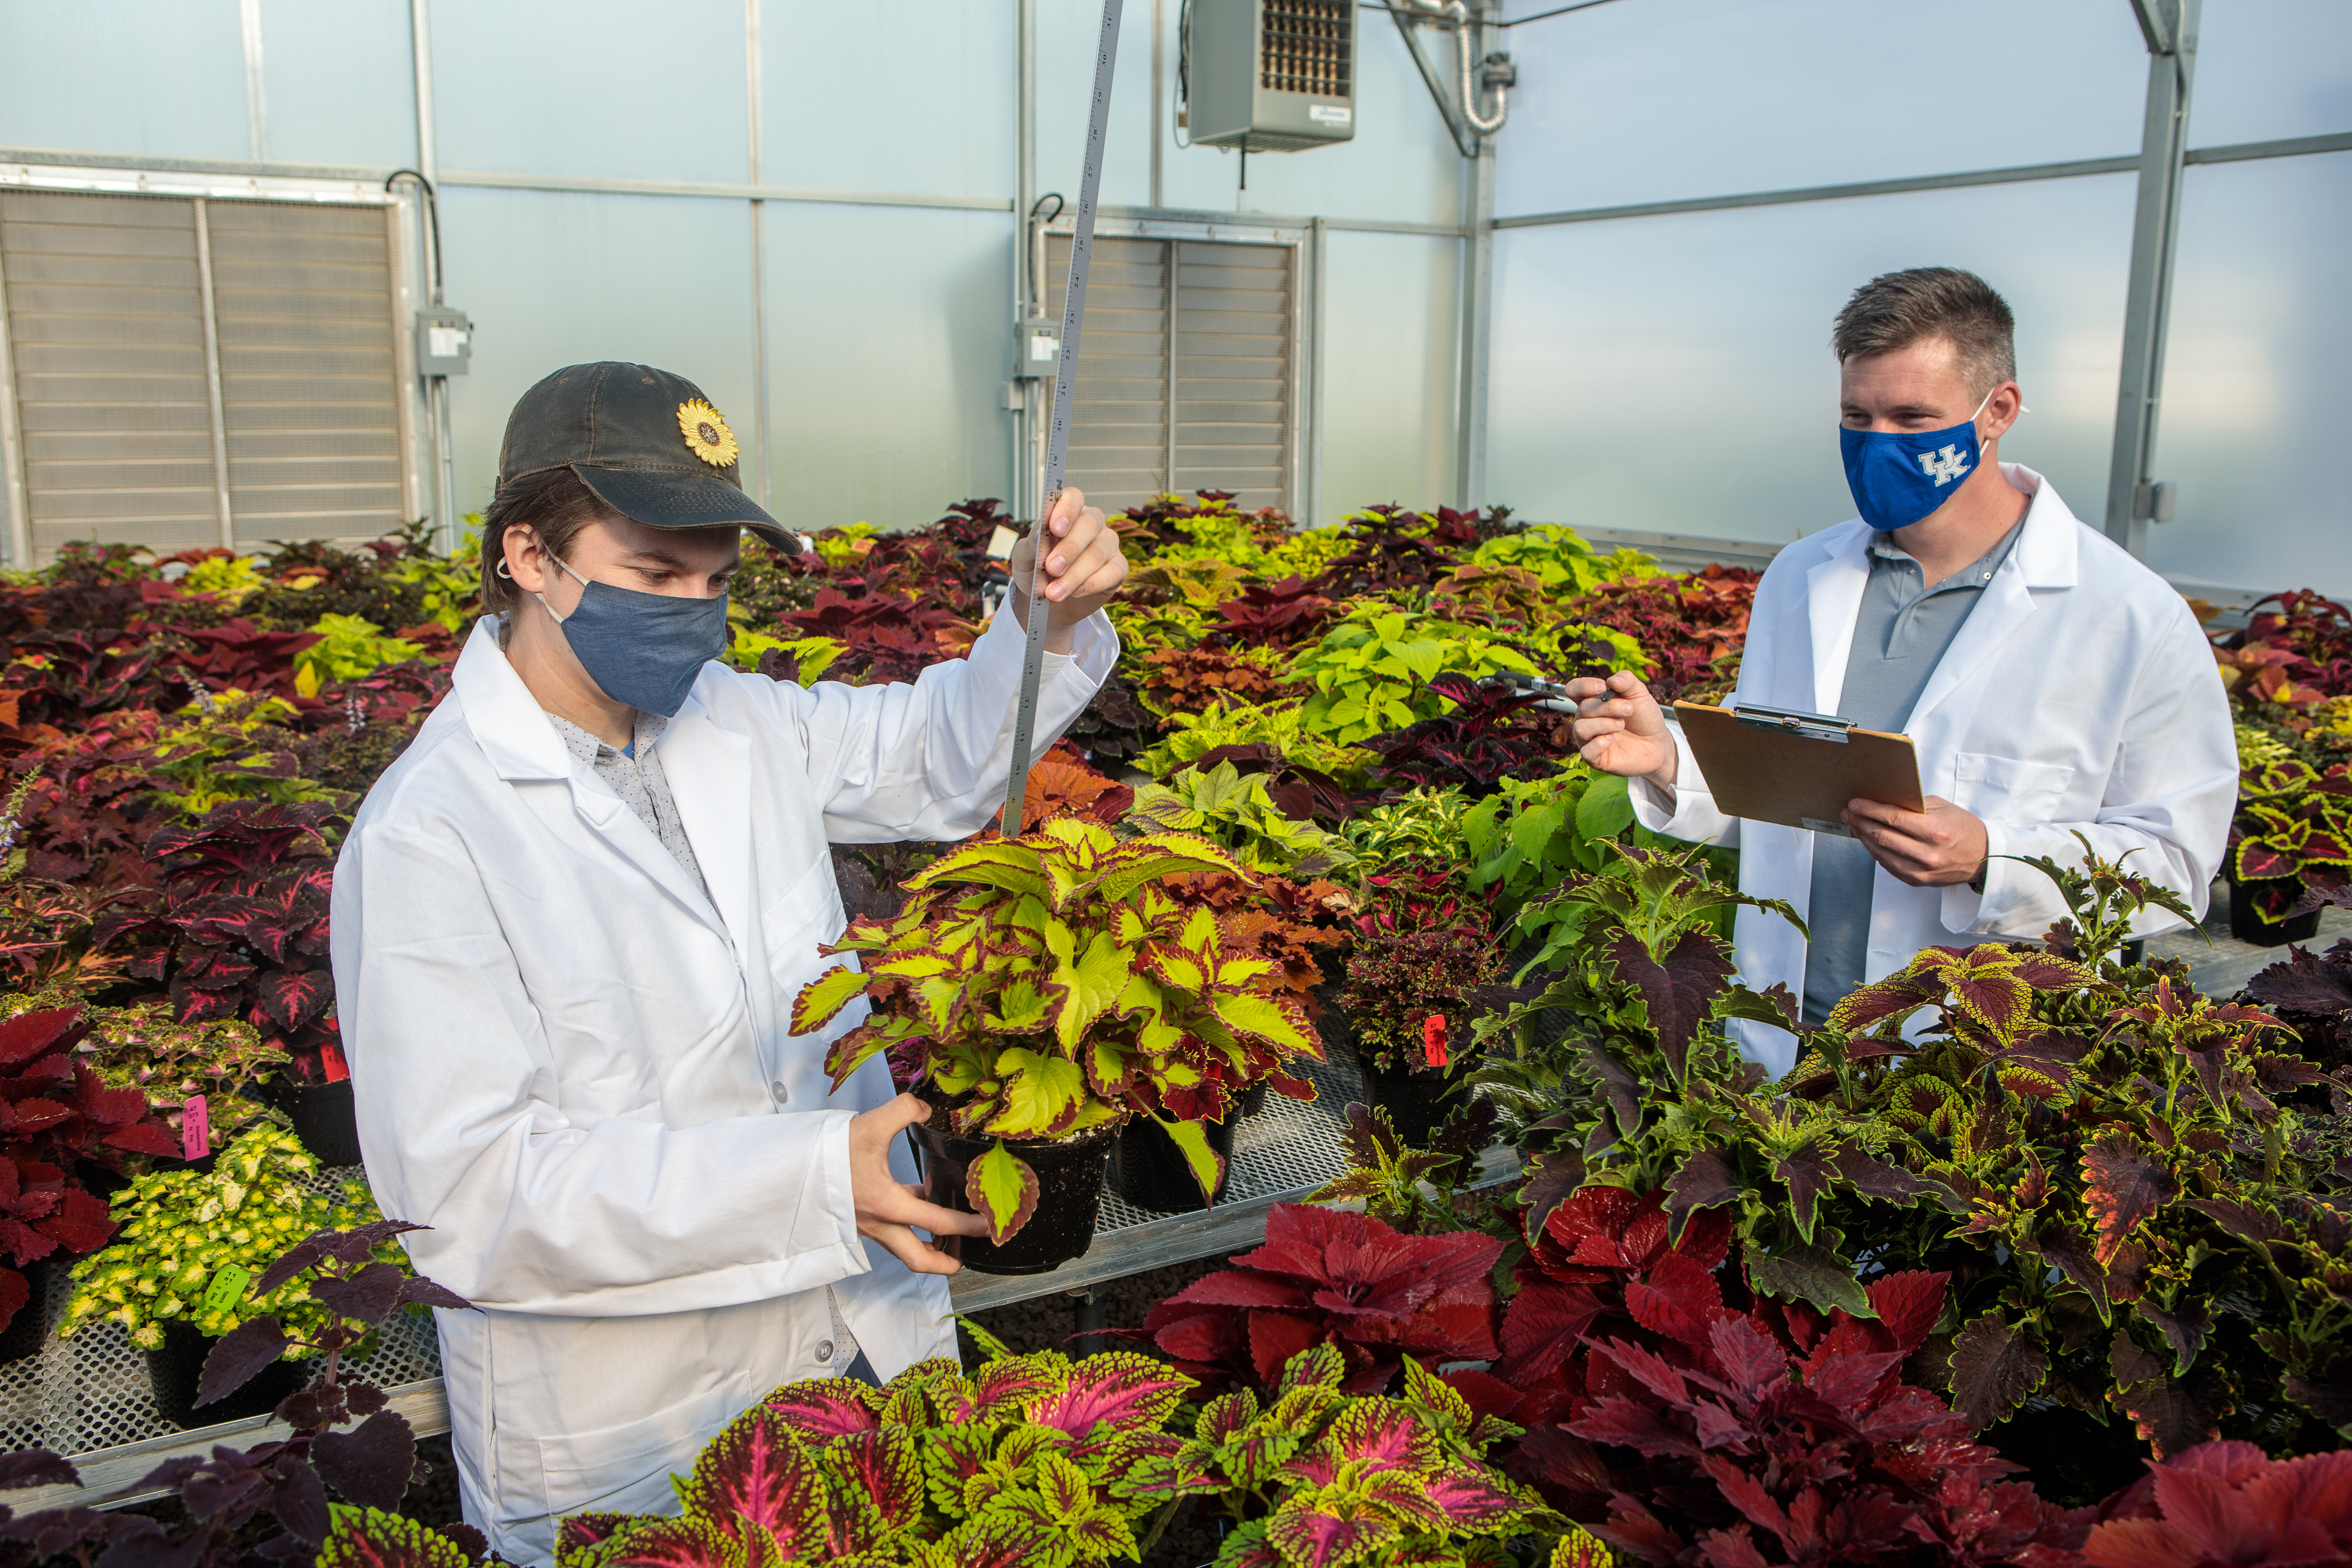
[
  {"left": 555, "top": 1331, "right": 1194, "bottom": 1568},
  {"left": 1287, "top": 604, "right": 1542, "bottom": 747},
  {"left": 1789, "top": 840, "right": 2352, "bottom": 1460},
  {"left": 1137, "top": 697, "right": 1373, "bottom": 787},
  {"left": 1130, "top": 761, "right": 1356, "bottom": 878},
  {"left": 796, "top": 821, "right": 1323, "bottom": 1243},
  {"left": 1120, "top": 1342, "right": 1565, "bottom": 1568}
]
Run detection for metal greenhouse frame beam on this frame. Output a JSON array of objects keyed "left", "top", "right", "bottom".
[{"left": 2105, "top": 0, "right": 2201, "bottom": 557}]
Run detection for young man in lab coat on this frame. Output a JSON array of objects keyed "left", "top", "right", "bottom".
[
  {"left": 329, "top": 363, "right": 1125, "bottom": 1563},
  {"left": 1566, "top": 268, "right": 2235, "bottom": 1076}
]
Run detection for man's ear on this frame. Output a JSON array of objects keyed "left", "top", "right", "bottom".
[
  {"left": 504, "top": 525, "right": 548, "bottom": 594},
  {"left": 1981, "top": 381, "right": 2025, "bottom": 444}
]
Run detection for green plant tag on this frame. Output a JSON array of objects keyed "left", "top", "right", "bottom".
[{"left": 201, "top": 1264, "right": 254, "bottom": 1314}]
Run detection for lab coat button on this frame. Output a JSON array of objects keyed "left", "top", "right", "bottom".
[
  {"left": 816, "top": 1340, "right": 834, "bottom": 1364},
  {"left": 771, "top": 1079, "right": 789, "bottom": 1104}
]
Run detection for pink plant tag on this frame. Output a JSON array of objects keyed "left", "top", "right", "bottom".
[
  {"left": 181, "top": 1094, "right": 210, "bottom": 1161},
  {"left": 1422, "top": 1014, "right": 1448, "bottom": 1070},
  {"left": 321, "top": 1040, "right": 350, "bottom": 1084}
]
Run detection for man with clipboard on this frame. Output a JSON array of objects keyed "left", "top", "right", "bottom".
[{"left": 1566, "top": 269, "right": 2235, "bottom": 1077}]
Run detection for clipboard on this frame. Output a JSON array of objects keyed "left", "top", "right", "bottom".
[{"left": 1671, "top": 701, "right": 1924, "bottom": 836}]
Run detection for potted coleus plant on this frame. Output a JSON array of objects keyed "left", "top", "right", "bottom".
[
  {"left": 794, "top": 821, "right": 1323, "bottom": 1272},
  {"left": 1332, "top": 861, "right": 1505, "bottom": 1146},
  {"left": 62, "top": 1122, "right": 389, "bottom": 1427},
  {"left": 2228, "top": 751, "right": 2351, "bottom": 945}
]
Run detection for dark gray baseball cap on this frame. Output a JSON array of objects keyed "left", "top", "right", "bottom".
[{"left": 497, "top": 362, "right": 800, "bottom": 554}]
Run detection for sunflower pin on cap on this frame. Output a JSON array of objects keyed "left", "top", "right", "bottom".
[{"left": 676, "top": 398, "right": 740, "bottom": 468}]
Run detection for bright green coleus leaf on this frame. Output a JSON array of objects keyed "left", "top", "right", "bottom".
[
  {"left": 792, "top": 963, "right": 871, "bottom": 1036},
  {"left": 983, "top": 979, "right": 1052, "bottom": 1034},
  {"left": 1155, "top": 1116, "right": 1225, "bottom": 1208},
  {"left": 1207, "top": 989, "right": 1314, "bottom": 1054},
  {"left": 902, "top": 838, "right": 1048, "bottom": 899},
  {"left": 967, "top": 1141, "right": 1039, "bottom": 1245},
  {"left": 988, "top": 1048, "right": 1088, "bottom": 1137},
  {"left": 1048, "top": 927, "right": 1134, "bottom": 1050}
]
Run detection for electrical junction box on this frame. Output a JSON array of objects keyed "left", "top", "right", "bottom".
[
  {"left": 1016, "top": 315, "right": 1060, "bottom": 380},
  {"left": 414, "top": 307, "right": 472, "bottom": 377},
  {"left": 1187, "top": 0, "right": 1357, "bottom": 153}
]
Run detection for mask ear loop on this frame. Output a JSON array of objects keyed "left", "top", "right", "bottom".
[{"left": 533, "top": 551, "right": 593, "bottom": 625}]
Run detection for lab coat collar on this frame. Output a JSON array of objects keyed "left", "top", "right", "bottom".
[{"left": 450, "top": 617, "right": 574, "bottom": 781}]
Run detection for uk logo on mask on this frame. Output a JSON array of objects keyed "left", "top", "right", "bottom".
[{"left": 1917, "top": 445, "right": 1972, "bottom": 487}]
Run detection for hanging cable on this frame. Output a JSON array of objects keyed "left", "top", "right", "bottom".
[{"left": 383, "top": 169, "right": 443, "bottom": 305}]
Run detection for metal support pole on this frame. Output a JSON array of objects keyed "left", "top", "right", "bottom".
[
  {"left": 0, "top": 243, "right": 34, "bottom": 569},
  {"left": 1306, "top": 217, "right": 1327, "bottom": 527},
  {"left": 1455, "top": 19, "right": 1496, "bottom": 511},
  {"left": 746, "top": 0, "right": 772, "bottom": 510},
  {"left": 1150, "top": 0, "right": 1166, "bottom": 211},
  {"left": 2104, "top": 0, "right": 2199, "bottom": 557},
  {"left": 1015, "top": 0, "right": 1039, "bottom": 524},
  {"left": 238, "top": 0, "right": 270, "bottom": 163},
  {"left": 408, "top": 0, "right": 457, "bottom": 552},
  {"left": 192, "top": 200, "right": 235, "bottom": 551}
]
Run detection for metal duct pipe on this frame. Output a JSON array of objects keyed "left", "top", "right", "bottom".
[{"left": 1393, "top": 0, "right": 1510, "bottom": 138}]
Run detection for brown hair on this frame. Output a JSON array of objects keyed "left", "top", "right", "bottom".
[
  {"left": 1831, "top": 268, "right": 2017, "bottom": 398},
  {"left": 477, "top": 467, "right": 622, "bottom": 614}
]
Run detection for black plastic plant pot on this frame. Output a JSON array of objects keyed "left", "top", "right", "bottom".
[
  {"left": 268, "top": 1076, "right": 362, "bottom": 1167},
  {"left": 0, "top": 1259, "right": 51, "bottom": 1369},
  {"left": 911, "top": 1115, "right": 1115, "bottom": 1276},
  {"left": 1359, "top": 1056, "right": 1460, "bottom": 1148},
  {"left": 148, "top": 1317, "right": 306, "bottom": 1429},
  {"left": 1236, "top": 1082, "right": 1269, "bottom": 1119},
  {"left": 2227, "top": 876, "right": 2320, "bottom": 948},
  {"left": 1111, "top": 1113, "right": 1238, "bottom": 1213}
]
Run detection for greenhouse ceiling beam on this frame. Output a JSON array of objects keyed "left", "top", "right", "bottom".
[
  {"left": 2104, "top": 0, "right": 2199, "bottom": 559},
  {"left": 1488, "top": 128, "right": 2350, "bottom": 231}
]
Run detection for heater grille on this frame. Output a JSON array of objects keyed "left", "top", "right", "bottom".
[{"left": 1259, "top": 0, "right": 1351, "bottom": 97}]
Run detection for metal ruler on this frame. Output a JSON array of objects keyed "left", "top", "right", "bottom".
[{"left": 999, "top": 0, "right": 1126, "bottom": 838}]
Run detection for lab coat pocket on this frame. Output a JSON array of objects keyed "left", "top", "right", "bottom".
[
  {"left": 532, "top": 1372, "right": 753, "bottom": 1520},
  {"left": 1951, "top": 751, "right": 2075, "bottom": 825}
]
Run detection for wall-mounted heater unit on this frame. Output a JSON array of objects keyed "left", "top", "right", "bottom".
[{"left": 1184, "top": 0, "right": 1357, "bottom": 152}]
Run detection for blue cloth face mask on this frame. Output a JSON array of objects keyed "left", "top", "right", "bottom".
[
  {"left": 1839, "top": 389, "right": 1997, "bottom": 531},
  {"left": 538, "top": 553, "right": 728, "bottom": 717}
]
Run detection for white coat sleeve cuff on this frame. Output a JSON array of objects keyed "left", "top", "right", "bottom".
[{"left": 1630, "top": 724, "right": 1737, "bottom": 846}]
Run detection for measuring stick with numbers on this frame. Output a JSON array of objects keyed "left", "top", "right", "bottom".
[{"left": 998, "top": 0, "right": 1125, "bottom": 838}]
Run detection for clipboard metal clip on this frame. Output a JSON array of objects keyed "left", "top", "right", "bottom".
[{"left": 1731, "top": 702, "right": 1857, "bottom": 744}]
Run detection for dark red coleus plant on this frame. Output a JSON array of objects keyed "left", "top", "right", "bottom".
[
  {"left": 2075, "top": 1440, "right": 2352, "bottom": 1568},
  {"left": 1363, "top": 673, "right": 1582, "bottom": 798},
  {"left": 1206, "top": 576, "right": 1340, "bottom": 651},
  {"left": 0, "top": 1006, "right": 182, "bottom": 1332},
  {"left": 97, "top": 800, "right": 342, "bottom": 1080},
  {"left": 1127, "top": 1201, "right": 1502, "bottom": 1396}
]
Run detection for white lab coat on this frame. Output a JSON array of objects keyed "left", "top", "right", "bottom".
[
  {"left": 1633, "top": 465, "right": 2235, "bottom": 1076},
  {"left": 329, "top": 607, "right": 1115, "bottom": 1565}
]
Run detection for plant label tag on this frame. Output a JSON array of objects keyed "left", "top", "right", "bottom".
[
  {"left": 181, "top": 1094, "right": 210, "bottom": 1161},
  {"left": 1800, "top": 817, "right": 1855, "bottom": 838},
  {"left": 1422, "top": 1014, "right": 1448, "bottom": 1069},
  {"left": 987, "top": 525, "right": 1018, "bottom": 561},
  {"left": 321, "top": 1040, "right": 350, "bottom": 1083},
  {"left": 202, "top": 1264, "right": 253, "bottom": 1314}
]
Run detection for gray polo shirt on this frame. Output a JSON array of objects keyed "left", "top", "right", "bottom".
[{"left": 1800, "top": 519, "right": 2025, "bottom": 1026}]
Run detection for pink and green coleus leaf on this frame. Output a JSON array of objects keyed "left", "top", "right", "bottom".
[
  {"left": 1311, "top": 1399, "right": 1441, "bottom": 1476},
  {"left": 1266, "top": 1485, "right": 1404, "bottom": 1568},
  {"left": 917, "top": 1423, "right": 996, "bottom": 1517},
  {"left": 675, "top": 1407, "right": 824, "bottom": 1559},
  {"left": 966, "top": 1141, "right": 1039, "bottom": 1245},
  {"left": 819, "top": 1428, "right": 924, "bottom": 1554},
  {"left": 763, "top": 1378, "right": 883, "bottom": 1441},
  {"left": 1026, "top": 1351, "right": 1195, "bottom": 1450},
  {"left": 600, "top": 1517, "right": 748, "bottom": 1568},
  {"left": 908, "top": 1512, "right": 1049, "bottom": 1568},
  {"left": 1276, "top": 1342, "right": 1349, "bottom": 1396},
  {"left": 972, "top": 1352, "right": 1067, "bottom": 1419}
]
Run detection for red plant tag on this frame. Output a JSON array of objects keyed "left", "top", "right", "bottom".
[
  {"left": 181, "top": 1094, "right": 210, "bottom": 1161},
  {"left": 1422, "top": 1014, "right": 1448, "bottom": 1070},
  {"left": 320, "top": 1040, "right": 350, "bottom": 1084}
]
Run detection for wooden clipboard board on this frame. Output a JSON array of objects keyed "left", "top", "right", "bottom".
[{"left": 1671, "top": 701, "right": 1924, "bottom": 836}]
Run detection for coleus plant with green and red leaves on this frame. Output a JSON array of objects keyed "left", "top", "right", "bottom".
[
  {"left": 551, "top": 1331, "right": 1196, "bottom": 1568},
  {"left": 2228, "top": 752, "right": 2352, "bottom": 923},
  {"left": 793, "top": 820, "right": 1323, "bottom": 1242},
  {"left": 1122, "top": 1342, "right": 1564, "bottom": 1568}
]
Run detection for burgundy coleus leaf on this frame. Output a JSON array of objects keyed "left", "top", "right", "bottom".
[
  {"left": 312, "top": 1261, "right": 408, "bottom": 1329},
  {"left": 196, "top": 1315, "right": 289, "bottom": 1411},
  {"left": 1624, "top": 1251, "right": 1725, "bottom": 1348},
  {"left": 1605, "top": 929, "right": 1734, "bottom": 1083},
  {"left": 1772, "top": 1141, "right": 1835, "bottom": 1244},
  {"left": 1250, "top": 1311, "right": 1324, "bottom": 1389},
  {"left": 32, "top": 1184, "right": 114, "bottom": 1256},
  {"left": 1947, "top": 1313, "right": 2047, "bottom": 1428},
  {"left": 311, "top": 1408, "right": 418, "bottom": 1511},
  {"left": 2082, "top": 1130, "right": 2177, "bottom": 1267},
  {"left": 0, "top": 1009, "right": 84, "bottom": 1070},
  {"left": 1862, "top": 1271, "right": 1949, "bottom": 1358},
  {"left": 1025, "top": 1351, "right": 1192, "bottom": 1449},
  {"left": 251, "top": 966, "right": 335, "bottom": 1032},
  {"left": 1663, "top": 1150, "right": 1746, "bottom": 1245},
  {"left": 1493, "top": 1278, "right": 1605, "bottom": 1386},
  {"left": 676, "top": 1406, "right": 825, "bottom": 1558},
  {"left": 2243, "top": 943, "right": 2352, "bottom": 1017}
]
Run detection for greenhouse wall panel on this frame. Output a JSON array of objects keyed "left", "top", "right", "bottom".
[
  {"left": 1318, "top": 229, "right": 1458, "bottom": 525},
  {"left": 2186, "top": 0, "right": 2352, "bottom": 147},
  {"left": 1486, "top": 173, "right": 2137, "bottom": 544},
  {"left": 2148, "top": 150, "right": 2352, "bottom": 598},
  {"left": 436, "top": 187, "right": 761, "bottom": 512},
  {"left": 253, "top": 0, "right": 419, "bottom": 170},
  {"left": 1493, "top": 0, "right": 2147, "bottom": 219},
  {"left": 759, "top": 0, "right": 1013, "bottom": 201},
  {"left": 0, "top": 0, "right": 250, "bottom": 163},
  {"left": 759, "top": 201, "right": 1016, "bottom": 531}
]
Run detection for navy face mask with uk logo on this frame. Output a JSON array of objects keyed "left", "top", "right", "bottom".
[
  {"left": 538, "top": 553, "right": 728, "bottom": 717},
  {"left": 1838, "top": 388, "right": 1996, "bottom": 531}
]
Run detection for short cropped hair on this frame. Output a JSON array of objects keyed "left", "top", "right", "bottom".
[
  {"left": 477, "top": 467, "right": 622, "bottom": 614},
  {"left": 1832, "top": 268, "right": 2017, "bottom": 399}
]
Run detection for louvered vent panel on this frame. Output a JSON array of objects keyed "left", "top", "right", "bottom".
[
  {"left": 205, "top": 201, "right": 404, "bottom": 545},
  {"left": 1259, "top": 0, "right": 1351, "bottom": 97},
  {"left": 0, "top": 191, "right": 218, "bottom": 558},
  {"left": 1044, "top": 236, "right": 1292, "bottom": 518}
]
